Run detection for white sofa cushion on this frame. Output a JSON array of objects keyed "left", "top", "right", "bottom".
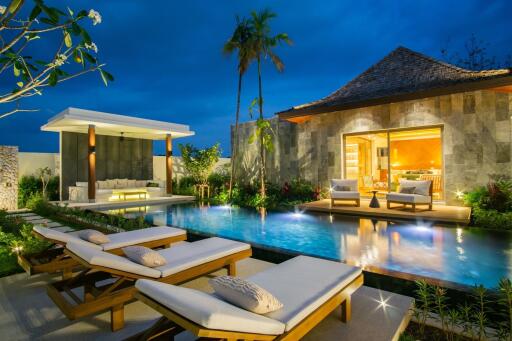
[
  {"left": 330, "top": 179, "right": 357, "bottom": 192},
  {"left": 386, "top": 193, "right": 431, "bottom": 204},
  {"left": 66, "top": 242, "right": 161, "bottom": 278},
  {"left": 33, "top": 226, "right": 102, "bottom": 249},
  {"left": 106, "top": 179, "right": 117, "bottom": 189},
  {"left": 135, "top": 279, "right": 285, "bottom": 335},
  {"left": 123, "top": 246, "right": 166, "bottom": 267},
  {"left": 97, "top": 180, "right": 108, "bottom": 189},
  {"left": 156, "top": 237, "right": 250, "bottom": 277},
  {"left": 248, "top": 256, "right": 362, "bottom": 332},
  {"left": 101, "top": 226, "right": 186, "bottom": 251},
  {"left": 126, "top": 179, "right": 137, "bottom": 188},
  {"left": 331, "top": 191, "right": 360, "bottom": 199},
  {"left": 399, "top": 179, "right": 431, "bottom": 196},
  {"left": 210, "top": 276, "right": 283, "bottom": 314},
  {"left": 76, "top": 182, "right": 88, "bottom": 188}
]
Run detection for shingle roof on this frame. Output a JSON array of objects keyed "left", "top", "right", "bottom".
[{"left": 278, "top": 46, "right": 512, "bottom": 118}]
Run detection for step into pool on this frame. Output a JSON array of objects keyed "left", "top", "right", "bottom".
[{"left": 100, "top": 203, "right": 512, "bottom": 289}]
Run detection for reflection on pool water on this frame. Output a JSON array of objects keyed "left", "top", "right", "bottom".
[{"left": 103, "top": 203, "right": 512, "bottom": 288}]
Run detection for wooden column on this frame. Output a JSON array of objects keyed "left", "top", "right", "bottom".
[
  {"left": 88, "top": 125, "right": 96, "bottom": 201},
  {"left": 166, "top": 134, "right": 172, "bottom": 195}
]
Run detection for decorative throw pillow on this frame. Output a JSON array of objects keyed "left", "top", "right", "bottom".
[
  {"left": 97, "top": 180, "right": 108, "bottom": 189},
  {"left": 210, "top": 276, "right": 283, "bottom": 314},
  {"left": 126, "top": 179, "right": 137, "bottom": 188},
  {"left": 122, "top": 246, "right": 166, "bottom": 267},
  {"left": 135, "top": 180, "right": 147, "bottom": 188},
  {"left": 146, "top": 182, "right": 160, "bottom": 187},
  {"left": 334, "top": 185, "right": 351, "bottom": 191},
  {"left": 399, "top": 186, "right": 416, "bottom": 194},
  {"left": 79, "top": 229, "right": 110, "bottom": 244},
  {"left": 106, "top": 179, "right": 117, "bottom": 189}
]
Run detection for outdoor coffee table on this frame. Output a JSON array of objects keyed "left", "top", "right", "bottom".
[
  {"left": 118, "top": 191, "right": 148, "bottom": 200},
  {"left": 368, "top": 190, "right": 381, "bottom": 208}
]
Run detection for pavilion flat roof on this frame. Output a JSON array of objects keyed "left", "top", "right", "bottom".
[{"left": 41, "top": 107, "right": 194, "bottom": 140}]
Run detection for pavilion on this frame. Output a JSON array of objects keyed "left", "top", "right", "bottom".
[{"left": 41, "top": 107, "right": 194, "bottom": 202}]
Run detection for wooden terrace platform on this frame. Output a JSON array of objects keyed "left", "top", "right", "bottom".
[{"left": 299, "top": 199, "right": 471, "bottom": 225}]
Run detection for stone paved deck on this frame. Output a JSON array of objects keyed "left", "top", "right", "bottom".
[
  {"left": 300, "top": 199, "right": 471, "bottom": 224},
  {"left": 0, "top": 258, "right": 413, "bottom": 341}
]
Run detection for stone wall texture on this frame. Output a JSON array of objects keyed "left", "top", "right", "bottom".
[
  {"left": 233, "top": 90, "right": 512, "bottom": 205},
  {"left": 0, "top": 146, "right": 18, "bottom": 210}
]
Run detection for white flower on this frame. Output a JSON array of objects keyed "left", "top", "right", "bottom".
[
  {"left": 54, "top": 54, "right": 67, "bottom": 67},
  {"left": 88, "top": 9, "right": 102, "bottom": 25},
  {"left": 0, "top": 6, "right": 6, "bottom": 14},
  {"left": 85, "top": 42, "right": 98, "bottom": 53}
]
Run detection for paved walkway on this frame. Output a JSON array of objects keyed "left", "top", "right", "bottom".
[
  {"left": 0, "top": 257, "right": 413, "bottom": 341},
  {"left": 9, "top": 212, "right": 75, "bottom": 233}
]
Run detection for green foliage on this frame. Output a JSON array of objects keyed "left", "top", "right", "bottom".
[
  {"left": 214, "top": 178, "right": 321, "bottom": 209},
  {"left": 248, "top": 117, "right": 274, "bottom": 153},
  {"left": 179, "top": 143, "right": 221, "bottom": 185},
  {"left": 18, "top": 175, "right": 59, "bottom": 207},
  {"left": 409, "top": 279, "right": 512, "bottom": 341},
  {"left": 464, "top": 175, "right": 512, "bottom": 230}
]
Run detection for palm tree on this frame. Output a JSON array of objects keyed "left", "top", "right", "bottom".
[
  {"left": 249, "top": 9, "right": 291, "bottom": 197},
  {"left": 223, "top": 16, "right": 255, "bottom": 199}
]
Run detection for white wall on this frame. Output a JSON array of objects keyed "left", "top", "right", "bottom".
[
  {"left": 18, "top": 152, "right": 59, "bottom": 178},
  {"left": 18, "top": 152, "right": 230, "bottom": 180}
]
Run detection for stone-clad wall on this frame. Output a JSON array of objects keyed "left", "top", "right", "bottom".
[
  {"left": 233, "top": 90, "right": 512, "bottom": 205},
  {"left": 0, "top": 146, "right": 18, "bottom": 210}
]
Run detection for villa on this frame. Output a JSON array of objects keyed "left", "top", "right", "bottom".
[{"left": 234, "top": 46, "right": 512, "bottom": 205}]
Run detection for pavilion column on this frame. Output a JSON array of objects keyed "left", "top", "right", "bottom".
[
  {"left": 166, "top": 134, "right": 172, "bottom": 195},
  {"left": 88, "top": 125, "right": 96, "bottom": 202}
]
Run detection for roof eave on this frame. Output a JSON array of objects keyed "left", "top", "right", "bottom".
[{"left": 278, "top": 75, "right": 512, "bottom": 120}]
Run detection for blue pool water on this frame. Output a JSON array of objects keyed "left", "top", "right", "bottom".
[{"left": 104, "top": 203, "right": 512, "bottom": 288}]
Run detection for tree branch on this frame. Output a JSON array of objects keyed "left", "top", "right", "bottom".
[{"left": 0, "top": 106, "right": 38, "bottom": 119}]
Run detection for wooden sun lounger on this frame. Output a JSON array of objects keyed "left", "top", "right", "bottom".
[
  {"left": 46, "top": 239, "right": 252, "bottom": 331},
  {"left": 18, "top": 227, "right": 187, "bottom": 279},
  {"left": 128, "top": 256, "right": 364, "bottom": 341}
]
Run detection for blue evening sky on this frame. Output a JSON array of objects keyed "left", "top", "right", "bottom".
[{"left": 0, "top": 0, "right": 510, "bottom": 155}]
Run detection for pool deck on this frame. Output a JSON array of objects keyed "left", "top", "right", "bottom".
[
  {"left": 0, "top": 258, "right": 413, "bottom": 341},
  {"left": 300, "top": 199, "right": 471, "bottom": 225},
  {"left": 58, "top": 195, "right": 195, "bottom": 210}
]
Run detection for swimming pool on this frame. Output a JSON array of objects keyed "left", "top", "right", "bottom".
[{"left": 102, "top": 203, "right": 512, "bottom": 288}]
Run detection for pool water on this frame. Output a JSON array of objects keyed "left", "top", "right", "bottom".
[{"left": 103, "top": 203, "right": 512, "bottom": 288}]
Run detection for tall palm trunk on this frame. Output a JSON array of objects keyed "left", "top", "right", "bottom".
[
  {"left": 229, "top": 72, "right": 243, "bottom": 199},
  {"left": 257, "top": 55, "right": 266, "bottom": 197}
]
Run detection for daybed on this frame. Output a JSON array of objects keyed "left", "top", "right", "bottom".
[
  {"left": 131, "top": 255, "right": 363, "bottom": 340},
  {"left": 18, "top": 226, "right": 186, "bottom": 278},
  {"left": 47, "top": 237, "right": 252, "bottom": 331},
  {"left": 68, "top": 178, "right": 166, "bottom": 202}
]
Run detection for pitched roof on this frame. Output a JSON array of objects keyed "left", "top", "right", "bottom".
[{"left": 278, "top": 46, "right": 512, "bottom": 119}]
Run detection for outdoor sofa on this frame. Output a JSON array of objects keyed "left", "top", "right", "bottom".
[
  {"left": 47, "top": 237, "right": 252, "bottom": 331},
  {"left": 68, "top": 178, "right": 166, "bottom": 202},
  {"left": 18, "top": 225, "right": 186, "bottom": 278},
  {"left": 386, "top": 179, "right": 433, "bottom": 211},
  {"left": 330, "top": 179, "right": 361, "bottom": 207},
  {"left": 130, "top": 255, "right": 363, "bottom": 341}
]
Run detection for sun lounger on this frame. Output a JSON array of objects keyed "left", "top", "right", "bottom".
[
  {"left": 131, "top": 255, "right": 363, "bottom": 341},
  {"left": 46, "top": 237, "right": 252, "bottom": 331},
  {"left": 18, "top": 226, "right": 187, "bottom": 278}
]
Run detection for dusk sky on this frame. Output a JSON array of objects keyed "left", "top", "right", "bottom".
[{"left": 0, "top": 0, "right": 510, "bottom": 156}]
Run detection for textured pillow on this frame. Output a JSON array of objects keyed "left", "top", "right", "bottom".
[
  {"left": 123, "top": 246, "right": 166, "bottom": 267},
  {"left": 116, "top": 178, "right": 128, "bottom": 189},
  {"left": 97, "top": 180, "right": 108, "bottom": 189},
  {"left": 399, "top": 186, "right": 416, "bottom": 194},
  {"left": 334, "top": 185, "right": 351, "bottom": 191},
  {"left": 210, "top": 276, "right": 283, "bottom": 314},
  {"left": 146, "top": 182, "right": 160, "bottom": 187},
  {"left": 126, "top": 179, "right": 137, "bottom": 188},
  {"left": 106, "top": 179, "right": 117, "bottom": 189},
  {"left": 79, "top": 229, "right": 110, "bottom": 244}
]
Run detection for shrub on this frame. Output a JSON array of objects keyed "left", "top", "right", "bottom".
[{"left": 18, "top": 175, "right": 59, "bottom": 208}]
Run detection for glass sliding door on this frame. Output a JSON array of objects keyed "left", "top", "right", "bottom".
[
  {"left": 345, "top": 132, "right": 389, "bottom": 196},
  {"left": 343, "top": 126, "right": 444, "bottom": 200},
  {"left": 389, "top": 127, "right": 443, "bottom": 200}
]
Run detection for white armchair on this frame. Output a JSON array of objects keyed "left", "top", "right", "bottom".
[
  {"left": 386, "top": 179, "right": 433, "bottom": 211},
  {"left": 330, "top": 179, "right": 360, "bottom": 207}
]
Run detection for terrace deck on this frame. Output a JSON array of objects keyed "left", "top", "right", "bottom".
[{"left": 300, "top": 199, "right": 471, "bottom": 225}]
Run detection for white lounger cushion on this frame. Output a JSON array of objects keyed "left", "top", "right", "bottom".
[
  {"left": 156, "top": 237, "right": 250, "bottom": 277},
  {"left": 101, "top": 226, "right": 186, "bottom": 251},
  {"left": 249, "top": 256, "right": 362, "bottom": 331},
  {"left": 331, "top": 191, "right": 360, "bottom": 199},
  {"left": 136, "top": 279, "right": 286, "bottom": 335},
  {"left": 386, "top": 193, "right": 431, "bottom": 204},
  {"left": 34, "top": 225, "right": 185, "bottom": 251},
  {"left": 33, "top": 226, "right": 102, "bottom": 249},
  {"left": 67, "top": 241, "right": 161, "bottom": 278}
]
